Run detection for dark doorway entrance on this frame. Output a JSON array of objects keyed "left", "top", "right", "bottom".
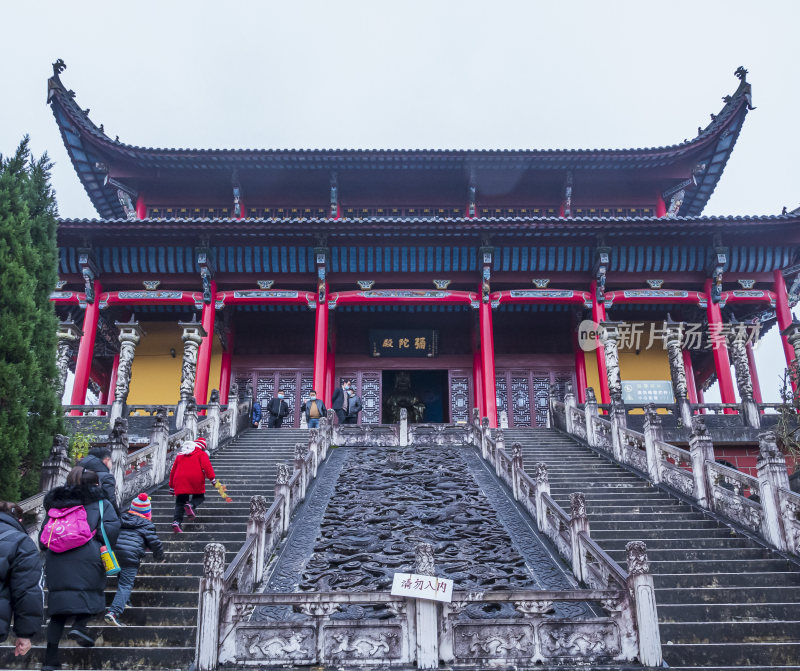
[{"left": 382, "top": 370, "right": 449, "bottom": 423}]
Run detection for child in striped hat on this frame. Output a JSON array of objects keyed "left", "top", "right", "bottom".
[{"left": 104, "top": 494, "right": 164, "bottom": 626}]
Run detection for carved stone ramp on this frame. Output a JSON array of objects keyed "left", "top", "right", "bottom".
[
  {"left": 0, "top": 427, "right": 306, "bottom": 671},
  {"left": 506, "top": 426, "right": 800, "bottom": 670},
  {"left": 259, "top": 444, "right": 592, "bottom": 621}
]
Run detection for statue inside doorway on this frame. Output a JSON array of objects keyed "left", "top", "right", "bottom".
[{"left": 384, "top": 371, "right": 425, "bottom": 424}]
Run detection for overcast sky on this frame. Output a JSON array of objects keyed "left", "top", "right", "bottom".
[{"left": 2, "top": 1, "right": 798, "bottom": 401}]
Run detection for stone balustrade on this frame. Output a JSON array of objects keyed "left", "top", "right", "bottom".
[{"left": 551, "top": 386, "right": 800, "bottom": 557}]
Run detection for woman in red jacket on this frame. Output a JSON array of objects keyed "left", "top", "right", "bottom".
[{"left": 168, "top": 437, "right": 216, "bottom": 533}]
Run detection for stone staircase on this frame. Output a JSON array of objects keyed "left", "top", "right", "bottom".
[
  {"left": 505, "top": 427, "right": 800, "bottom": 671},
  {"left": 0, "top": 427, "right": 306, "bottom": 671}
]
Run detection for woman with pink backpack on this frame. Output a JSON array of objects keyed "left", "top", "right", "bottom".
[{"left": 39, "top": 466, "right": 120, "bottom": 671}]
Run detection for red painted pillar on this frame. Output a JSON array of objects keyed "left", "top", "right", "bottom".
[
  {"left": 135, "top": 194, "right": 146, "bottom": 220},
  {"left": 745, "top": 342, "right": 764, "bottom": 404},
  {"left": 106, "top": 352, "right": 120, "bottom": 412},
  {"left": 590, "top": 280, "right": 610, "bottom": 404},
  {"left": 194, "top": 280, "right": 217, "bottom": 406},
  {"left": 773, "top": 270, "right": 797, "bottom": 388},
  {"left": 696, "top": 383, "right": 706, "bottom": 406},
  {"left": 705, "top": 278, "right": 737, "bottom": 411},
  {"left": 479, "top": 301, "right": 498, "bottom": 427},
  {"left": 656, "top": 193, "right": 667, "bottom": 218},
  {"left": 683, "top": 350, "right": 699, "bottom": 404},
  {"left": 313, "top": 290, "right": 329, "bottom": 401},
  {"left": 325, "top": 349, "right": 335, "bottom": 407},
  {"left": 473, "top": 349, "right": 484, "bottom": 418},
  {"left": 573, "top": 330, "right": 587, "bottom": 404},
  {"left": 219, "top": 326, "right": 234, "bottom": 405},
  {"left": 70, "top": 280, "right": 102, "bottom": 412}
]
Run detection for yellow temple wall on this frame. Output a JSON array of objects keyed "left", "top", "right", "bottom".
[{"left": 127, "top": 322, "right": 222, "bottom": 405}]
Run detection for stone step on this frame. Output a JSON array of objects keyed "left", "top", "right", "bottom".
[
  {"left": 591, "top": 528, "right": 736, "bottom": 540},
  {"left": 653, "top": 571, "right": 800, "bottom": 588},
  {"left": 658, "top": 602, "right": 800, "bottom": 622},
  {"left": 655, "top": 586, "right": 800, "bottom": 604},
  {"left": 592, "top": 537, "right": 757, "bottom": 551},
  {"left": 590, "top": 519, "right": 726, "bottom": 531},
  {"left": 104, "top": 588, "right": 198, "bottom": 606},
  {"left": 0, "top": 645, "right": 193, "bottom": 670},
  {"left": 31, "top": 623, "right": 196, "bottom": 647},
  {"left": 605, "top": 547, "right": 773, "bottom": 562},
  {"left": 660, "top": 621, "right": 800, "bottom": 644},
  {"left": 662, "top": 642, "right": 800, "bottom": 667}
]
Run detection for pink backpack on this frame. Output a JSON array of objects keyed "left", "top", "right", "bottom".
[{"left": 40, "top": 505, "right": 96, "bottom": 552}]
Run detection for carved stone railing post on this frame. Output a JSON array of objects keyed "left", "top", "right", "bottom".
[
  {"left": 625, "top": 541, "right": 662, "bottom": 667},
  {"left": 756, "top": 431, "right": 791, "bottom": 552},
  {"left": 610, "top": 392, "right": 626, "bottom": 463},
  {"left": 480, "top": 417, "right": 490, "bottom": 459},
  {"left": 564, "top": 383, "right": 577, "bottom": 434},
  {"left": 309, "top": 428, "right": 320, "bottom": 477},
  {"left": 399, "top": 408, "right": 409, "bottom": 447},
  {"left": 569, "top": 492, "right": 589, "bottom": 582},
  {"left": 274, "top": 464, "right": 291, "bottom": 535},
  {"left": 584, "top": 388, "right": 598, "bottom": 447},
  {"left": 150, "top": 407, "right": 170, "bottom": 484},
  {"left": 294, "top": 443, "right": 308, "bottom": 500},
  {"left": 247, "top": 495, "right": 269, "bottom": 584},
  {"left": 642, "top": 404, "right": 663, "bottom": 484},
  {"left": 600, "top": 322, "right": 623, "bottom": 400},
  {"left": 228, "top": 383, "right": 240, "bottom": 438},
  {"left": 534, "top": 463, "right": 550, "bottom": 532},
  {"left": 414, "top": 543, "right": 439, "bottom": 669},
  {"left": 176, "top": 318, "right": 207, "bottom": 429},
  {"left": 729, "top": 332, "right": 760, "bottom": 428},
  {"left": 108, "top": 418, "right": 129, "bottom": 508},
  {"left": 195, "top": 542, "right": 225, "bottom": 671},
  {"left": 499, "top": 409, "right": 509, "bottom": 429},
  {"left": 206, "top": 391, "right": 221, "bottom": 452},
  {"left": 183, "top": 399, "right": 199, "bottom": 441},
  {"left": 494, "top": 429, "right": 505, "bottom": 478},
  {"left": 511, "top": 443, "right": 524, "bottom": 501},
  {"left": 110, "top": 319, "right": 144, "bottom": 426},
  {"left": 547, "top": 383, "right": 558, "bottom": 429},
  {"left": 689, "top": 416, "right": 714, "bottom": 509},
  {"left": 665, "top": 322, "right": 693, "bottom": 427},
  {"left": 55, "top": 320, "right": 82, "bottom": 401},
  {"left": 39, "top": 434, "right": 71, "bottom": 492}
]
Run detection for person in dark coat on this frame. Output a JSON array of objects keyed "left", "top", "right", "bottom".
[
  {"left": 104, "top": 493, "right": 163, "bottom": 626},
  {"left": 266, "top": 391, "right": 290, "bottom": 428},
  {"left": 251, "top": 400, "right": 263, "bottom": 428},
  {"left": 343, "top": 389, "right": 363, "bottom": 425},
  {"left": 0, "top": 501, "right": 43, "bottom": 659},
  {"left": 300, "top": 390, "right": 327, "bottom": 429},
  {"left": 331, "top": 380, "right": 352, "bottom": 425},
  {"left": 39, "top": 466, "right": 121, "bottom": 670},
  {"left": 78, "top": 447, "right": 119, "bottom": 513}
]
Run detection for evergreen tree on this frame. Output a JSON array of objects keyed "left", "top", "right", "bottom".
[{"left": 0, "top": 137, "right": 62, "bottom": 500}]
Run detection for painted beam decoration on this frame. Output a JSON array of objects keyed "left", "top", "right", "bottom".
[{"left": 369, "top": 330, "right": 438, "bottom": 358}]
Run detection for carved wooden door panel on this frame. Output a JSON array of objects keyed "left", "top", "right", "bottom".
[
  {"left": 278, "top": 372, "right": 299, "bottom": 426},
  {"left": 510, "top": 373, "right": 532, "bottom": 427},
  {"left": 448, "top": 371, "right": 471, "bottom": 424},
  {"left": 495, "top": 374, "right": 508, "bottom": 427},
  {"left": 338, "top": 370, "right": 381, "bottom": 424},
  {"left": 532, "top": 371, "right": 551, "bottom": 427}
]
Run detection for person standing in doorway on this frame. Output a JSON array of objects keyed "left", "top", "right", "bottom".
[
  {"left": 266, "top": 391, "right": 290, "bottom": 428},
  {"left": 251, "top": 399, "right": 262, "bottom": 428},
  {"left": 300, "top": 390, "right": 327, "bottom": 428},
  {"left": 331, "top": 380, "right": 351, "bottom": 425},
  {"left": 344, "top": 388, "right": 362, "bottom": 424}
]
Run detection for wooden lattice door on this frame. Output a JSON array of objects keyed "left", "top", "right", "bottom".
[{"left": 338, "top": 370, "right": 382, "bottom": 424}]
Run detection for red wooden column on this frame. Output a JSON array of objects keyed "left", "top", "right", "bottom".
[
  {"left": 473, "top": 349, "right": 484, "bottom": 418},
  {"left": 683, "top": 350, "right": 699, "bottom": 404},
  {"left": 704, "top": 277, "right": 737, "bottom": 411},
  {"left": 655, "top": 193, "right": 667, "bottom": 218},
  {"left": 773, "top": 270, "right": 797, "bottom": 389},
  {"left": 135, "top": 194, "right": 146, "bottom": 219},
  {"left": 70, "top": 280, "right": 102, "bottom": 412},
  {"left": 745, "top": 342, "right": 764, "bottom": 404},
  {"left": 194, "top": 280, "right": 217, "bottom": 406},
  {"left": 479, "top": 300, "right": 497, "bottom": 427},
  {"left": 325, "top": 349, "right": 335, "bottom": 407},
  {"left": 590, "top": 279, "right": 610, "bottom": 404},
  {"left": 312, "top": 252, "right": 329, "bottom": 400},
  {"left": 573, "top": 329, "right": 587, "bottom": 404},
  {"left": 219, "top": 325, "right": 234, "bottom": 405}
]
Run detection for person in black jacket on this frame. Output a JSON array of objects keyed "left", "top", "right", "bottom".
[
  {"left": 331, "top": 380, "right": 352, "bottom": 425},
  {"left": 266, "top": 391, "right": 290, "bottom": 428},
  {"left": 343, "top": 389, "right": 363, "bottom": 425},
  {"left": 0, "top": 501, "right": 43, "bottom": 659},
  {"left": 78, "top": 447, "right": 119, "bottom": 513},
  {"left": 39, "top": 466, "right": 121, "bottom": 671},
  {"left": 104, "top": 493, "right": 163, "bottom": 626}
]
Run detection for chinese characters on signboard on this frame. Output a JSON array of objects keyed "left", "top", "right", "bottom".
[
  {"left": 390, "top": 572, "right": 453, "bottom": 603},
  {"left": 369, "top": 330, "right": 439, "bottom": 358},
  {"left": 621, "top": 380, "right": 674, "bottom": 404}
]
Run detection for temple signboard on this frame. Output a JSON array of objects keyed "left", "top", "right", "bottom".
[
  {"left": 391, "top": 572, "right": 453, "bottom": 603},
  {"left": 370, "top": 330, "right": 438, "bottom": 358},
  {"left": 621, "top": 380, "right": 674, "bottom": 404}
]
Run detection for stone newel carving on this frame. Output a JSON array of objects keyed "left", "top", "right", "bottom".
[
  {"left": 415, "top": 542, "right": 435, "bottom": 575},
  {"left": 276, "top": 463, "right": 290, "bottom": 485},
  {"left": 600, "top": 322, "right": 622, "bottom": 398},
  {"left": 176, "top": 318, "right": 207, "bottom": 429},
  {"left": 625, "top": 540, "right": 650, "bottom": 575},
  {"left": 757, "top": 430, "right": 792, "bottom": 552},
  {"left": 109, "top": 319, "right": 144, "bottom": 424},
  {"left": 570, "top": 491, "right": 587, "bottom": 519},
  {"left": 39, "top": 434, "right": 71, "bottom": 492},
  {"left": 55, "top": 321, "right": 82, "bottom": 401}
]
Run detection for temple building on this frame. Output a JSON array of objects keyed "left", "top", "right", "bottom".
[{"left": 49, "top": 61, "right": 800, "bottom": 442}]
